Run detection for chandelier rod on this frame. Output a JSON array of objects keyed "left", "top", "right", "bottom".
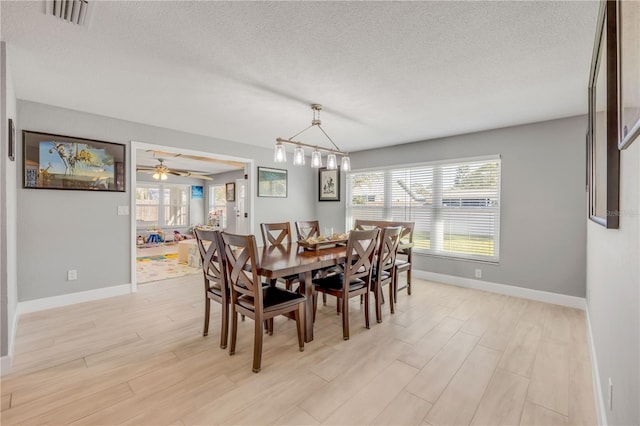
[{"left": 276, "top": 137, "right": 348, "bottom": 156}]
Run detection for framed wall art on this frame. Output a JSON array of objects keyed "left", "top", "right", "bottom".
[
  {"left": 226, "top": 182, "right": 235, "bottom": 201},
  {"left": 319, "top": 167, "right": 340, "bottom": 201},
  {"left": 23, "top": 130, "right": 126, "bottom": 192},
  {"left": 618, "top": 0, "right": 640, "bottom": 149},
  {"left": 257, "top": 166, "right": 287, "bottom": 198},
  {"left": 8, "top": 118, "right": 15, "bottom": 161},
  {"left": 587, "top": 0, "right": 620, "bottom": 228}
]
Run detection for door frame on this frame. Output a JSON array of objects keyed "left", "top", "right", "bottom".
[{"left": 130, "top": 140, "right": 254, "bottom": 292}]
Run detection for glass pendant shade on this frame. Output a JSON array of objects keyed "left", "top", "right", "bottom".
[
  {"left": 274, "top": 142, "right": 286, "bottom": 163},
  {"left": 326, "top": 153, "right": 337, "bottom": 170},
  {"left": 311, "top": 149, "right": 322, "bottom": 168},
  {"left": 160, "top": 173, "right": 168, "bottom": 180},
  {"left": 341, "top": 156, "right": 351, "bottom": 171},
  {"left": 152, "top": 172, "right": 160, "bottom": 180},
  {"left": 293, "top": 146, "right": 305, "bottom": 165}
]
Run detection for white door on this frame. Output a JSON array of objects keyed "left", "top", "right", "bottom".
[{"left": 234, "top": 178, "right": 249, "bottom": 234}]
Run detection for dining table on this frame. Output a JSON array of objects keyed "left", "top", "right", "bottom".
[{"left": 257, "top": 242, "right": 348, "bottom": 342}]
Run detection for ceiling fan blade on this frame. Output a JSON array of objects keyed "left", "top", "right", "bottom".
[
  {"left": 167, "top": 169, "right": 214, "bottom": 181},
  {"left": 136, "top": 167, "right": 156, "bottom": 172},
  {"left": 147, "top": 150, "right": 245, "bottom": 168}
]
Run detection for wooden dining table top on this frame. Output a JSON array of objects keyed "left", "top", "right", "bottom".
[{"left": 256, "top": 242, "right": 348, "bottom": 279}]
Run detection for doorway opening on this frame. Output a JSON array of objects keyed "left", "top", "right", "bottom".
[{"left": 130, "top": 141, "right": 253, "bottom": 290}]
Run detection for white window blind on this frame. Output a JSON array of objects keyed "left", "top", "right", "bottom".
[{"left": 346, "top": 156, "right": 501, "bottom": 262}]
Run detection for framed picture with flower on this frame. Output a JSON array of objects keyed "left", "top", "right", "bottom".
[{"left": 319, "top": 167, "right": 340, "bottom": 201}]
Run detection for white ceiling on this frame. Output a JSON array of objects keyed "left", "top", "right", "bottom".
[
  {"left": 136, "top": 148, "right": 244, "bottom": 175},
  {"left": 1, "top": 1, "right": 599, "bottom": 154}
]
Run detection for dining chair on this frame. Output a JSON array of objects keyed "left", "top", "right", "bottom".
[
  {"left": 259, "top": 222, "right": 299, "bottom": 292},
  {"left": 295, "top": 220, "right": 337, "bottom": 307},
  {"left": 312, "top": 228, "right": 379, "bottom": 340},
  {"left": 371, "top": 226, "right": 402, "bottom": 322},
  {"left": 353, "top": 219, "right": 415, "bottom": 302},
  {"left": 294, "top": 220, "right": 321, "bottom": 241},
  {"left": 194, "top": 228, "right": 229, "bottom": 349},
  {"left": 221, "top": 232, "right": 306, "bottom": 373},
  {"left": 394, "top": 221, "right": 415, "bottom": 300}
]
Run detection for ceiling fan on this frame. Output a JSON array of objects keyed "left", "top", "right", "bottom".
[{"left": 136, "top": 158, "right": 214, "bottom": 181}]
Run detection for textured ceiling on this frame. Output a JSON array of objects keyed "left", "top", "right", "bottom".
[{"left": 1, "top": 1, "right": 599, "bottom": 154}]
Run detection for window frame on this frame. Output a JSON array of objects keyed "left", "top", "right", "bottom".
[
  {"left": 135, "top": 182, "right": 190, "bottom": 229},
  {"left": 346, "top": 155, "right": 501, "bottom": 263}
]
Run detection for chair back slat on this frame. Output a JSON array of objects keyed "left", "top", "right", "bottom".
[
  {"left": 344, "top": 228, "right": 379, "bottom": 285},
  {"left": 260, "top": 222, "right": 292, "bottom": 246},
  {"left": 353, "top": 219, "right": 414, "bottom": 251},
  {"left": 194, "top": 229, "right": 226, "bottom": 290},
  {"left": 221, "top": 232, "right": 262, "bottom": 301},
  {"left": 295, "top": 220, "right": 320, "bottom": 241},
  {"left": 376, "top": 226, "right": 402, "bottom": 274}
]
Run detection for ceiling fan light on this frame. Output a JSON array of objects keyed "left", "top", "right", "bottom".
[
  {"left": 160, "top": 173, "right": 168, "bottom": 180},
  {"left": 274, "top": 142, "right": 286, "bottom": 163},
  {"left": 341, "top": 156, "right": 351, "bottom": 171},
  {"left": 293, "top": 146, "right": 305, "bottom": 166},
  {"left": 311, "top": 149, "right": 322, "bottom": 168},
  {"left": 326, "top": 153, "right": 337, "bottom": 170},
  {"left": 152, "top": 172, "right": 160, "bottom": 180}
]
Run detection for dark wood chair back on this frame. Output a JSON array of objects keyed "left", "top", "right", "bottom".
[
  {"left": 371, "top": 226, "right": 402, "bottom": 322},
  {"left": 295, "top": 220, "right": 320, "bottom": 241},
  {"left": 194, "top": 228, "right": 229, "bottom": 348},
  {"left": 220, "top": 231, "right": 306, "bottom": 373},
  {"left": 221, "top": 232, "right": 262, "bottom": 300},
  {"left": 260, "top": 222, "right": 292, "bottom": 246},
  {"left": 344, "top": 228, "right": 380, "bottom": 287}
]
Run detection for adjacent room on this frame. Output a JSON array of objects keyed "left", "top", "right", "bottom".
[{"left": 1, "top": 2, "right": 638, "bottom": 426}]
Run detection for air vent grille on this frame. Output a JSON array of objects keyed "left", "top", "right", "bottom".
[{"left": 45, "top": 0, "right": 92, "bottom": 26}]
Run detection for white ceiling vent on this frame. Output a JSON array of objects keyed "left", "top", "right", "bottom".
[{"left": 44, "top": 0, "right": 94, "bottom": 27}]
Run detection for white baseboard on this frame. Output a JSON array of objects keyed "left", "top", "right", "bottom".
[
  {"left": 1, "top": 354, "right": 12, "bottom": 376},
  {"left": 413, "top": 270, "right": 587, "bottom": 310},
  {"left": 585, "top": 307, "right": 608, "bottom": 426},
  {"left": 17, "top": 284, "right": 132, "bottom": 315}
]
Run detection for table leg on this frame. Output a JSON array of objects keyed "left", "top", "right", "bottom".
[{"left": 299, "top": 270, "right": 314, "bottom": 342}]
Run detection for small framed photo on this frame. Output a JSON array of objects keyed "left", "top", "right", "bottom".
[
  {"left": 319, "top": 167, "right": 340, "bottom": 201},
  {"left": 226, "top": 182, "right": 236, "bottom": 201},
  {"left": 8, "top": 118, "right": 15, "bottom": 161},
  {"left": 257, "top": 166, "right": 287, "bottom": 197}
]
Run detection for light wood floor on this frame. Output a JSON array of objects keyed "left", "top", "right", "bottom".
[{"left": 0, "top": 275, "right": 597, "bottom": 425}]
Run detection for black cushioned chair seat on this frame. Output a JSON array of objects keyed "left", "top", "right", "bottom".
[
  {"left": 237, "top": 286, "right": 306, "bottom": 312},
  {"left": 313, "top": 273, "right": 366, "bottom": 291}
]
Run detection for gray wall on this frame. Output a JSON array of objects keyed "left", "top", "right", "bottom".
[
  {"left": 317, "top": 115, "right": 588, "bottom": 297},
  {"left": 1, "top": 42, "right": 18, "bottom": 361},
  {"left": 16, "top": 100, "right": 316, "bottom": 302},
  {"left": 586, "top": 142, "right": 639, "bottom": 426}
]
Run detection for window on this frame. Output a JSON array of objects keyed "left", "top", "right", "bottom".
[
  {"left": 346, "top": 156, "right": 501, "bottom": 262},
  {"left": 208, "top": 185, "right": 227, "bottom": 228},
  {"left": 136, "top": 183, "right": 189, "bottom": 228}
]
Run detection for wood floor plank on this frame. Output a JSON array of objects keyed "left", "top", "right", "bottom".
[
  {"left": 470, "top": 369, "right": 529, "bottom": 426},
  {"left": 1, "top": 393, "right": 11, "bottom": 411},
  {"left": 405, "top": 331, "right": 479, "bottom": 402},
  {"left": 568, "top": 359, "right": 598, "bottom": 425},
  {"left": 398, "top": 317, "right": 464, "bottom": 369},
  {"left": 527, "top": 339, "right": 569, "bottom": 415},
  {"left": 498, "top": 322, "right": 542, "bottom": 377},
  {"left": 520, "top": 400, "right": 568, "bottom": 426},
  {"left": 425, "top": 345, "right": 501, "bottom": 425},
  {"left": 323, "top": 360, "right": 420, "bottom": 425},
  {"left": 273, "top": 407, "right": 321, "bottom": 426},
  {"left": 371, "top": 390, "right": 433, "bottom": 425}
]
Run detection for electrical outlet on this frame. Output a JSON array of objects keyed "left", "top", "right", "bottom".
[
  {"left": 475, "top": 268, "right": 482, "bottom": 278},
  {"left": 608, "top": 378, "right": 613, "bottom": 410},
  {"left": 67, "top": 269, "right": 77, "bottom": 281}
]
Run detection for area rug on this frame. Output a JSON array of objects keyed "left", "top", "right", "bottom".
[{"left": 136, "top": 253, "right": 201, "bottom": 284}]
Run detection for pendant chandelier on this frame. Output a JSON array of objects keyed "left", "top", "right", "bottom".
[{"left": 274, "top": 104, "right": 350, "bottom": 171}]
